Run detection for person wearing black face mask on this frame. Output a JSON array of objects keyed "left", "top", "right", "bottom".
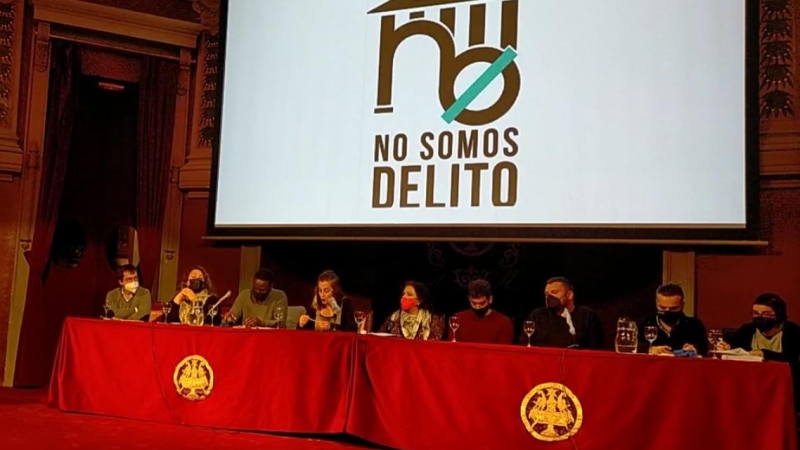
[
  {"left": 719, "top": 293, "right": 799, "bottom": 359},
  {"left": 636, "top": 283, "right": 708, "bottom": 356},
  {"left": 167, "top": 266, "right": 220, "bottom": 324},
  {"left": 446, "top": 279, "right": 513, "bottom": 344},
  {"left": 718, "top": 293, "right": 800, "bottom": 410},
  {"left": 518, "top": 277, "right": 604, "bottom": 350},
  {"left": 224, "top": 269, "right": 288, "bottom": 328}
]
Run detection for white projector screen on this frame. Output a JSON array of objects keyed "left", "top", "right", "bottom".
[{"left": 210, "top": 0, "right": 758, "bottom": 240}]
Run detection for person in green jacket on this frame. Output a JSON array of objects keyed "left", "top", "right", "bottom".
[{"left": 104, "top": 264, "right": 151, "bottom": 321}]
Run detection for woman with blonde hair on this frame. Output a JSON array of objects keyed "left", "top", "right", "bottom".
[{"left": 299, "top": 270, "right": 356, "bottom": 331}]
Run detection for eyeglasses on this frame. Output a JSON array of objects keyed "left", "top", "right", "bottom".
[{"left": 752, "top": 313, "right": 777, "bottom": 319}]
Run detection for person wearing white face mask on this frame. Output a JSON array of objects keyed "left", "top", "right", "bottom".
[{"left": 104, "top": 264, "right": 152, "bottom": 321}]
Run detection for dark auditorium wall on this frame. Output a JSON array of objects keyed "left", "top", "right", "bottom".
[
  {"left": 697, "top": 188, "right": 800, "bottom": 329},
  {"left": 177, "top": 197, "right": 240, "bottom": 298},
  {"left": 259, "top": 239, "right": 664, "bottom": 347}
]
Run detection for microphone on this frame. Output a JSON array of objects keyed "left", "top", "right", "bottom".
[{"left": 206, "top": 290, "right": 232, "bottom": 317}]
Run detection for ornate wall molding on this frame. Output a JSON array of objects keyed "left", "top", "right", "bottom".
[
  {"left": 0, "top": 0, "right": 24, "bottom": 178},
  {"left": 32, "top": 0, "right": 203, "bottom": 48},
  {"left": 180, "top": 0, "right": 220, "bottom": 192},
  {"left": 760, "top": 0, "right": 795, "bottom": 119}
]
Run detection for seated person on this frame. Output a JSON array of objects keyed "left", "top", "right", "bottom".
[
  {"left": 299, "top": 270, "right": 355, "bottom": 331},
  {"left": 519, "top": 277, "right": 604, "bottom": 349},
  {"left": 223, "top": 268, "right": 288, "bottom": 327},
  {"left": 104, "top": 264, "right": 151, "bottom": 321},
  {"left": 379, "top": 281, "right": 444, "bottom": 340},
  {"left": 166, "top": 265, "right": 220, "bottom": 325},
  {"left": 446, "top": 279, "right": 513, "bottom": 344},
  {"left": 637, "top": 283, "right": 708, "bottom": 355},
  {"left": 719, "top": 293, "right": 800, "bottom": 359},
  {"left": 718, "top": 293, "right": 800, "bottom": 408}
]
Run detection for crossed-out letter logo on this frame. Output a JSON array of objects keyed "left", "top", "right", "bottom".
[{"left": 368, "top": 0, "right": 521, "bottom": 212}]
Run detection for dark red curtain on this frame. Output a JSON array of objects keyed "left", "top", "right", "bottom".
[
  {"left": 136, "top": 57, "right": 179, "bottom": 290},
  {"left": 24, "top": 41, "right": 80, "bottom": 281},
  {"left": 15, "top": 41, "right": 80, "bottom": 386}
]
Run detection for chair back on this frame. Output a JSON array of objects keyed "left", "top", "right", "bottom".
[{"left": 286, "top": 306, "right": 307, "bottom": 329}]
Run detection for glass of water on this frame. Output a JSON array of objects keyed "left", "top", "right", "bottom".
[
  {"left": 354, "top": 311, "right": 368, "bottom": 334},
  {"left": 449, "top": 315, "right": 460, "bottom": 342},
  {"left": 523, "top": 320, "right": 536, "bottom": 348},
  {"left": 708, "top": 328, "right": 723, "bottom": 357},
  {"left": 274, "top": 306, "right": 285, "bottom": 329},
  {"left": 644, "top": 326, "right": 658, "bottom": 353},
  {"left": 162, "top": 302, "right": 172, "bottom": 323},
  {"left": 209, "top": 306, "right": 218, "bottom": 327}
]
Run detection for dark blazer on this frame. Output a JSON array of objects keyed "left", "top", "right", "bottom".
[{"left": 519, "top": 306, "right": 604, "bottom": 350}]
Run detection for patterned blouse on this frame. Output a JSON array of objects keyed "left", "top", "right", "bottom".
[{"left": 379, "top": 309, "right": 445, "bottom": 340}]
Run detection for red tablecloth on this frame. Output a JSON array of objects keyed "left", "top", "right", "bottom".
[
  {"left": 49, "top": 318, "right": 797, "bottom": 450},
  {"left": 48, "top": 318, "right": 354, "bottom": 433},
  {"left": 346, "top": 337, "right": 797, "bottom": 450}
]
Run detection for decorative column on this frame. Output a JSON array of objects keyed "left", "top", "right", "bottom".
[
  {"left": 5, "top": 20, "right": 50, "bottom": 386},
  {"left": 157, "top": 48, "right": 193, "bottom": 302},
  {"left": 180, "top": 0, "right": 220, "bottom": 197},
  {"left": 0, "top": 0, "right": 24, "bottom": 181}
]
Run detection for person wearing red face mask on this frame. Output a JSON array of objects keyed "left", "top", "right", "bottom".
[{"left": 379, "top": 281, "right": 444, "bottom": 340}]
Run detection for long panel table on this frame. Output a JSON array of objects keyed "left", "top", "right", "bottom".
[
  {"left": 49, "top": 318, "right": 354, "bottom": 434},
  {"left": 49, "top": 318, "right": 797, "bottom": 450}
]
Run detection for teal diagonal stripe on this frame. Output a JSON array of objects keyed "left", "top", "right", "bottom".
[{"left": 441, "top": 46, "right": 518, "bottom": 124}]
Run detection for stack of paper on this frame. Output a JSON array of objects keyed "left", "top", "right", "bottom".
[{"left": 718, "top": 348, "right": 763, "bottom": 362}]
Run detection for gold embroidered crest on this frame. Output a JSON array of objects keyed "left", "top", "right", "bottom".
[
  {"left": 173, "top": 355, "right": 214, "bottom": 401},
  {"left": 520, "top": 382, "right": 583, "bottom": 442}
]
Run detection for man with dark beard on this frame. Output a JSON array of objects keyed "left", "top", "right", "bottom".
[
  {"left": 224, "top": 269, "right": 288, "bottom": 327},
  {"left": 446, "top": 279, "right": 513, "bottom": 344},
  {"left": 637, "top": 283, "right": 708, "bottom": 356},
  {"left": 519, "top": 277, "right": 604, "bottom": 349}
]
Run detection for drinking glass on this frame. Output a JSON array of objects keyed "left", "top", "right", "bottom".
[
  {"left": 162, "top": 302, "right": 172, "bottom": 323},
  {"left": 274, "top": 306, "right": 285, "bottom": 329},
  {"left": 209, "top": 306, "right": 218, "bottom": 327},
  {"left": 523, "top": 320, "right": 536, "bottom": 348},
  {"left": 707, "top": 328, "right": 723, "bottom": 357},
  {"left": 354, "top": 311, "right": 367, "bottom": 335},
  {"left": 615, "top": 318, "right": 638, "bottom": 354},
  {"left": 449, "top": 316, "right": 460, "bottom": 342},
  {"left": 102, "top": 304, "right": 111, "bottom": 319},
  {"left": 160, "top": 302, "right": 170, "bottom": 323},
  {"left": 644, "top": 326, "right": 658, "bottom": 353}
]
